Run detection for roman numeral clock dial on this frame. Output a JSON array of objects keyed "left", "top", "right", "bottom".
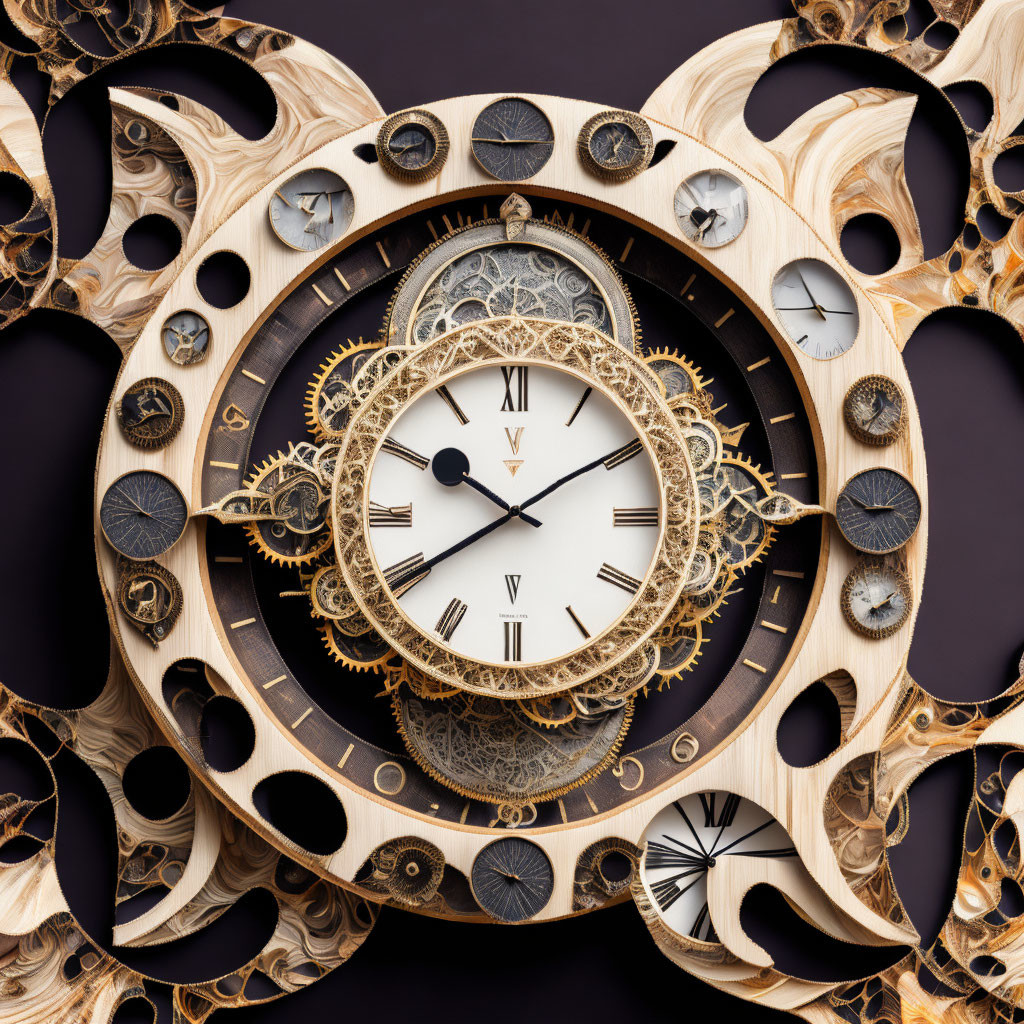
[{"left": 365, "top": 362, "right": 662, "bottom": 667}]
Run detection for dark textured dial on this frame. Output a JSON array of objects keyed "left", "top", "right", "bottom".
[
  {"left": 835, "top": 468, "right": 921, "bottom": 554},
  {"left": 377, "top": 110, "right": 448, "bottom": 181},
  {"left": 471, "top": 98, "right": 554, "bottom": 181},
  {"left": 116, "top": 377, "right": 184, "bottom": 449},
  {"left": 843, "top": 375, "right": 905, "bottom": 445},
  {"left": 578, "top": 110, "right": 653, "bottom": 181},
  {"left": 470, "top": 837, "right": 553, "bottom": 922},
  {"left": 100, "top": 471, "right": 188, "bottom": 559}
]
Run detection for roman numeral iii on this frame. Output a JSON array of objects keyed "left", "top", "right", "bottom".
[
  {"left": 369, "top": 501, "right": 412, "bottom": 527},
  {"left": 435, "top": 598, "right": 468, "bottom": 641},
  {"left": 500, "top": 366, "right": 528, "bottom": 412},
  {"left": 597, "top": 563, "right": 642, "bottom": 595},
  {"left": 503, "top": 620, "right": 522, "bottom": 661},
  {"left": 613, "top": 506, "right": 658, "bottom": 527}
]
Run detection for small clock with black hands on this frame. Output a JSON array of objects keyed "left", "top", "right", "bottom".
[
  {"left": 471, "top": 97, "right": 554, "bottom": 181},
  {"left": 100, "top": 470, "right": 188, "bottom": 560},
  {"left": 835, "top": 467, "right": 921, "bottom": 554},
  {"left": 470, "top": 837, "right": 554, "bottom": 922}
]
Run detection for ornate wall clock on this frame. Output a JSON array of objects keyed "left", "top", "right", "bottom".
[{"left": 1, "top": 1, "right": 1024, "bottom": 1022}]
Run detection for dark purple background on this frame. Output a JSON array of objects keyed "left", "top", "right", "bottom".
[{"left": 1, "top": 0, "right": 1022, "bottom": 1021}]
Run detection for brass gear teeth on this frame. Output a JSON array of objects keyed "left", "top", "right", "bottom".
[
  {"left": 642, "top": 346, "right": 710, "bottom": 395},
  {"left": 303, "top": 336, "right": 386, "bottom": 440},
  {"left": 241, "top": 452, "right": 333, "bottom": 567},
  {"left": 318, "top": 621, "right": 393, "bottom": 674},
  {"left": 380, "top": 214, "right": 642, "bottom": 353}
]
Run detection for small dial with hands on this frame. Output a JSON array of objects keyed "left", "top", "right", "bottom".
[
  {"left": 377, "top": 109, "right": 448, "bottom": 181},
  {"left": 841, "top": 559, "right": 912, "bottom": 638},
  {"left": 269, "top": 168, "right": 354, "bottom": 251},
  {"left": 772, "top": 258, "right": 859, "bottom": 359},
  {"left": 835, "top": 467, "right": 921, "bottom": 554},
  {"left": 161, "top": 310, "right": 210, "bottom": 366},
  {"left": 116, "top": 377, "right": 184, "bottom": 449},
  {"left": 471, "top": 98, "right": 554, "bottom": 181},
  {"left": 366, "top": 363, "right": 662, "bottom": 666},
  {"left": 674, "top": 169, "right": 749, "bottom": 248},
  {"left": 471, "top": 837, "right": 553, "bottom": 922},
  {"left": 843, "top": 375, "right": 905, "bottom": 445},
  {"left": 578, "top": 110, "right": 653, "bottom": 181},
  {"left": 641, "top": 792, "right": 797, "bottom": 940},
  {"left": 100, "top": 470, "right": 188, "bottom": 559}
]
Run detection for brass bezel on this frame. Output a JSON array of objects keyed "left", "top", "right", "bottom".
[
  {"left": 375, "top": 108, "right": 450, "bottom": 183},
  {"left": 577, "top": 109, "right": 654, "bottom": 183},
  {"left": 333, "top": 316, "right": 698, "bottom": 698}
]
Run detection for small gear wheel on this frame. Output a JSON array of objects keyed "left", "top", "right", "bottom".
[
  {"left": 319, "top": 620, "right": 395, "bottom": 673},
  {"left": 304, "top": 337, "right": 386, "bottom": 438},
  {"left": 642, "top": 347, "right": 709, "bottom": 402},
  {"left": 242, "top": 453, "right": 333, "bottom": 567},
  {"left": 713, "top": 454, "right": 778, "bottom": 570}
]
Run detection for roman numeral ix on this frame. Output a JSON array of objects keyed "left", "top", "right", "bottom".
[{"left": 369, "top": 501, "right": 412, "bottom": 527}]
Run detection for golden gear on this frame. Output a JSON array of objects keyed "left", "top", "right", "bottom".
[
  {"left": 642, "top": 348, "right": 710, "bottom": 403},
  {"left": 380, "top": 214, "right": 641, "bottom": 354},
  {"left": 309, "top": 563, "right": 360, "bottom": 622},
  {"left": 518, "top": 695, "right": 579, "bottom": 728},
  {"left": 242, "top": 453, "right": 334, "bottom": 567},
  {"left": 387, "top": 661, "right": 462, "bottom": 701},
  {"left": 675, "top": 568, "right": 741, "bottom": 626},
  {"left": 709, "top": 453, "right": 778, "bottom": 571},
  {"left": 304, "top": 337, "right": 386, "bottom": 439},
  {"left": 652, "top": 618, "right": 704, "bottom": 684},
  {"left": 319, "top": 620, "right": 395, "bottom": 673}
]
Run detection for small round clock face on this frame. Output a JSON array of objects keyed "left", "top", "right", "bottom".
[
  {"left": 161, "top": 310, "right": 210, "bottom": 365},
  {"left": 579, "top": 111, "right": 653, "bottom": 181},
  {"left": 377, "top": 110, "right": 448, "bottom": 181},
  {"left": 100, "top": 470, "right": 188, "bottom": 559},
  {"left": 843, "top": 375, "right": 905, "bottom": 445},
  {"left": 641, "top": 792, "right": 796, "bottom": 940},
  {"left": 674, "top": 170, "right": 749, "bottom": 248},
  {"left": 835, "top": 467, "right": 921, "bottom": 554},
  {"left": 268, "top": 168, "right": 354, "bottom": 251},
  {"left": 471, "top": 837, "right": 553, "bottom": 922},
  {"left": 772, "top": 258, "right": 859, "bottom": 359},
  {"left": 116, "top": 377, "right": 184, "bottom": 449},
  {"left": 471, "top": 98, "right": 554, "bottom": 181},
  {"left": 365, "top": 362, "right": 662, "bottom": 666},
  {"left": 841, "top": 560, "right": 912, "bottom": 638}
]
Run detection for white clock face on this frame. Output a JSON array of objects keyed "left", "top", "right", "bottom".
[
  {"left": 641, "top": 792, "right": 797, "bottom": 941},
  {"left": 365, "top": 362, "right": 662, "bottom": 665},
  {"left": 674, "top": 169, "right": 749, "bottom": 248},
  {"left": 772, "top": 258, "right": 860, "bottom": 360}
]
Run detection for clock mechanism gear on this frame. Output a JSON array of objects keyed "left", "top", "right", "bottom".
[{"left": 305, "top": 337, "right": 388, "bottom": 438}]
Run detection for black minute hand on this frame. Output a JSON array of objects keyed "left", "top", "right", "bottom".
[
  {"left": 388, "top": 511, "right": 515, "bottom": 592},
  {"left": 518, "top": 437, "right": 643, "bottom": 513}
]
